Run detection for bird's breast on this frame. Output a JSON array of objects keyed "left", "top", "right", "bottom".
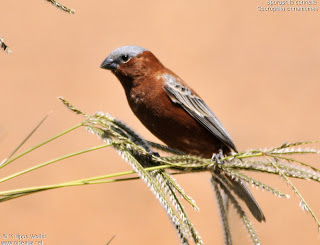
[{"left": 129, "top": 91, "right": 147, "bottom": 110}]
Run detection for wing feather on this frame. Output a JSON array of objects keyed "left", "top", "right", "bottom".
[{"left": 162, "top": 74, "right": 237, "bottom": 152}]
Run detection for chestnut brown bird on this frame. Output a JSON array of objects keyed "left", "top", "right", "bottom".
[{"left": 100, "top": 45, "right": 265, "bottom": 222}]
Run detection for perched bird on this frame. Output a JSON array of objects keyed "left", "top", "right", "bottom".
[{"left": 100, "top": 45, "right": 265, "bottom": 222}]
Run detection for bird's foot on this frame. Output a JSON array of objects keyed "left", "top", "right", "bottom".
[{"left": 211, "top": 149, "right": 224, "bottom": 164}]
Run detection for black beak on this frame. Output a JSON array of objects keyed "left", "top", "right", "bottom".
[{"left": 100, "top": 57, "right": 118, "bottom": 70}]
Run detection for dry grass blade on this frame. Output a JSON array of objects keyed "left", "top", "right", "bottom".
[
  {"left": 223, "top": 168, "right": 290, "bottom": 199},
  {"left": 86, "top": 125, "right": 192, "bottom": 243},
  {"left": 58, "top": 97, "right": 87, "bottom": 116},
  {"left": 45, "top": 0, "right": 75, "bottom": 14},
  {"left": 113, "top": 119, "right": 153, "bottom": 153},
  {"left": 273, "top": 141, "right": 320, "bottom": 150},
  {"left": 147, "top": 141, "right": 185, "bottom": 155},
  {"left": 0, "top": 123, "right": 83, "bottom": 170},
  {"left": 267, "top": 153, "right": 320, "bottom": 173},
  {"left": 105, "top": 235, "right": 115, "bottom": 245},
  {"left": 0, "top": 37, "right": 12, "bottom": 53},
  {"left": 212, "top": 180, "right": 232, "bottom": 245},
  {"left": 121, "top": 150, "right": 191, "bottom": 244},
  {"left": 225, "top": 159, "right": 320, "bottom": 183},
  {"left": 212, "top": 175, "right": 260, "bottom": 245},
  {"left": 1, "top": 114, "right": 49, "bottom": 167},
  {"left": 161, "top": 171, "right": 199, "bottom": 210},
  {"left": 264, "top": 157, "right": 320, "bottom": 229},
  {"left": 153, "top": 170, "right": 203, "bottom": 244}
]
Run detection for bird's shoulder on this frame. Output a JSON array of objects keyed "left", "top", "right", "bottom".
[{"left": 158, "top": 69, "right": 200, "bottom": 96}]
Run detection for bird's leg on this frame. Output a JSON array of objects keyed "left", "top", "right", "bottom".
[{"left": 211, "top": 149, "right": 224, "bottom": 164}]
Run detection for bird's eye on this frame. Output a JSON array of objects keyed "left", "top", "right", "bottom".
[{"left": 121, "top": 55, "right": 130, "bottom": 63}]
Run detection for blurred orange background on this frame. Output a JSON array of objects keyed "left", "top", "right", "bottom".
[{"left": 0, "top": 1, "right": 319, "bottom": 244}]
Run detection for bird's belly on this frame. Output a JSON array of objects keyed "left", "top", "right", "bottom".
[{"left": 129, "top": 93, "right": 226, "bottom": 158}]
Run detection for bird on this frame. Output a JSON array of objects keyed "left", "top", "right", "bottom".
[{"left": 100, "top": 45, "right": 265, "bottom": 222}]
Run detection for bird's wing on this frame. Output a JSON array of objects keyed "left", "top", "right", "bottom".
[
  {"left": 163, "top": 74, "right": 267, "bottom": 222},
  {"left": 162, "top": 73, "right": 237, "bottom": 152}
]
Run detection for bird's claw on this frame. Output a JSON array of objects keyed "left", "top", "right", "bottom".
[{"left": 211, "top": 149, "right": 224, "bottom": 164}]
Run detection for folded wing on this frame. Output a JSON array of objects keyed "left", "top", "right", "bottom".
[{"left": 163, "top": 73, "right": 237, "bottom": 152}]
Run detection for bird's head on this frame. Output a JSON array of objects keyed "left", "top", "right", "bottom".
[{"left": 100, "top": 45, "right": 163, "bottom": 81}]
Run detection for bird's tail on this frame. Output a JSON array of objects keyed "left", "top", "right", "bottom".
[{"left": 212, "top": 172, "right": 266, "bottom": 222}]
